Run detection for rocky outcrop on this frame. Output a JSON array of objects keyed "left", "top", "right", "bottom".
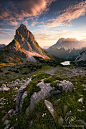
[
  {"left": 58, "top": 80, "right": 74, "bottom": 93},
  {"left": 16, "top": 86, "right": 27, "bottom": 112},
  {"left": 25, "top": 79, "right": 73, "bottom": 114},
  {"left": 25, "top": 80, "right": 56, "bottom": 114}
]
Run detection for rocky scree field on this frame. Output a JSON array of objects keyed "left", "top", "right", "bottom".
[{"left": 0, "top": 65, "right": 86, "bottom": 129}]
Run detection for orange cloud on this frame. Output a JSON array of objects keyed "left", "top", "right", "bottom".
[
  {"left": 40, "top": 1, "right": 86, "bottom": 27},
  {"left": 33, "top": 29, "right": 86, "bottom": 47}
]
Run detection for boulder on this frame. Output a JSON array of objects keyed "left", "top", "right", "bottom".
[
  {"left": 25, "top": 78, "right": 31, "bottom": 85},
  {"left": 8, "top": 109, "right": 14, "bottom": 115},
  {"left": 2, "top": 87, "right": 10, "bottom": 92},
  {"left": 78, "top": 98, "right": 83, "bottom": 104},
  {"left": 20, "top": 91, "right": 27, "bottom": 110},
  {"left": 58, "top": 80, "right": 74, "bottom": 93},
  {"left": 16, "top": 86, "right": 26, "bottom": 112}
]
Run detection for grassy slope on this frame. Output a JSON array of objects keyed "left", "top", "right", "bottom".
[{"left": 0, "top": 65, "right": 86, "bottom": 128}]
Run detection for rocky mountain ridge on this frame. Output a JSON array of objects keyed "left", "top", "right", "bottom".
[{"left": 47, "top": 38, "right": 86, "bottom": 59}]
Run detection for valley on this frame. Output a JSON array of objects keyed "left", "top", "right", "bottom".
[{"left": 0, "top": 24, "right": 86, "bottom": 129}]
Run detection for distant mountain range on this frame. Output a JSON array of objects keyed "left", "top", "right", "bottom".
[
  {"left": 47, "top": 38, "right": 86, "bottom": 59},
  {"left": 74, "top": 50, "right": 86, "bottom": 66},
  {"left": 0, "top": 44, "right": 5, "bottom": 51}
]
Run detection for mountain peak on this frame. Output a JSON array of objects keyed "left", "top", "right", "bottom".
[
  {"left": 5, "top": 24, "right": 50, "bottom": 61},
  {"left": 20, "top": 24, "right": 27, "bottom": 30}
]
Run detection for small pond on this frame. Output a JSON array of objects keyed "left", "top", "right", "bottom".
[{"left": 61, "top": 61, "right": 70, "bottom": 66}]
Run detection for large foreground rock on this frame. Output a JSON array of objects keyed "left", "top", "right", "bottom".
[
  {"left": 58, "top": 80, "right": 74, "bottom": 93},
  {"left": 44, "top": 100, "right": 55, "bottom": 117},
  {"left": 25, "top": 81, "right": 55, "bottom": 114},
  {"left": 16, "top": 86, "right": 27, "bottom": 112}
]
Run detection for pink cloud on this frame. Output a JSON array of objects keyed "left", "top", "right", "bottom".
[
  {"left": 40, "top": 0, "right": 86, "bottom": 27},
  {"left": 0, "top": 0, "right": 56, "bottom": 26}
]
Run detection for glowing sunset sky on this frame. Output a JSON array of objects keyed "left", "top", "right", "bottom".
[{"left": 1, "top": 0, "right": 86, "bottom": 48}]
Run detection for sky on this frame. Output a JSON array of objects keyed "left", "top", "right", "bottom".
[{"left": 1, "top": 0, "right": 86, "bottom": 48}]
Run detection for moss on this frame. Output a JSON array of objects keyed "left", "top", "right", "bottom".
[
  {"left": 21, "top": 80, "right": 41, "bottom": 113},
  {"left": 44, "top": 77, "right": 56, "bottom": 83},
  {"left": 32, "top": 72, "right": 50, "bottom": 80},
  {"left": 50, "top": 80, "right": 60, "bottom": 90}
]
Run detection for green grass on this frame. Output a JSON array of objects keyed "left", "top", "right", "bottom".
[
  {"left": 0, "top": 66, "right": 86, "bottom": 129},
  {"left": 32, "top": 72, "right": 50, "bottom": 80},
  {"left": 21, "top": 80, "right": 41, "bottom": 113},
  {"left": 0, "top": 89, "right": 18, "bottom": 128}
]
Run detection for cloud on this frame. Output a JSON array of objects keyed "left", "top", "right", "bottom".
[
  {"left": 33, "top": 28, "right": 86, "bottom": 47},
  {"left": 0, "top": 0, "right": 55, "bottom": 26},
  {"left": 40, "top": 0, "right": 86, "bottom": 27}
]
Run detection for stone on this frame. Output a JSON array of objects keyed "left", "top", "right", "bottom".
[
  {"left": 15, "top": 79, "right": 20, "bottom": 83},
  {"left": 20, "top": 91, "right": 27, "bottom": 110},
  {"left": 58, "top": 80, "right": 74, "bottom": 93},
  {"left": 2, "top": 87, "right": 10, "bottom": 92},
  {"left": 4, "top": 124, "right": 10, "bottom": 129},
  {"left": 1, "top": 84, "right": 6, "bottom": 88},
  {"left": 78, "top": 98, "right": 83, "bottom": 104},
  {"left": 21, "top": 79, "right": 26, "bottom": 83},
  {"left": 4, "top": 120, "right": 10, "bottom": 125},
  {"left": 44, "top": 100, "right": 55, "bottom": 117},
  {"left": 26, "top": 78, "right": 31, "bottom": 85},
  {"left": 16, "top": 86, "right": 27, "bottom": 112},
  {"left": 0, "top": 87, "right": 10, "bottom": 92},
  {"left": 8, "top": 109, "right": 14, "bottom": 115},
  {"left": 58, "top": 116, "right": 64, "bottom": 125},
  {"left": 26, "top": 81, "right": 56, "bottom": 114}
]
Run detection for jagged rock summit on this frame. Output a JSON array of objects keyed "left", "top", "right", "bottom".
[{"left": 5, "top": 24, "right": 49, "bottom": 62}]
